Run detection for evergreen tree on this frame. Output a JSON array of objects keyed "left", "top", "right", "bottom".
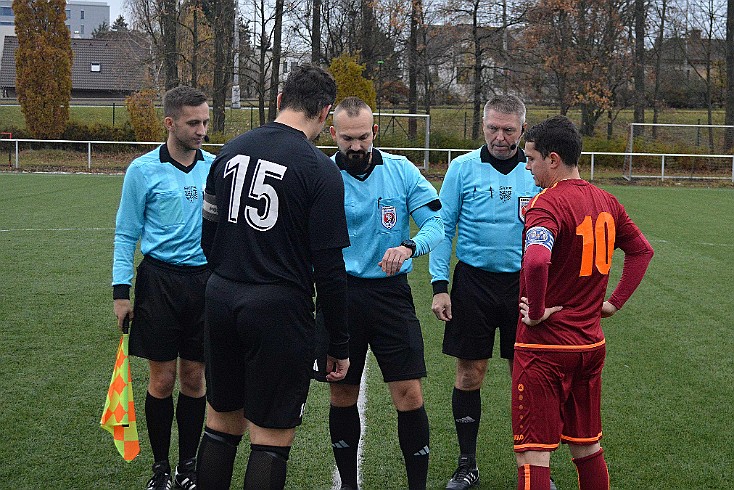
[{"left": 13, "top": 0, "right": 73, "bottom": 138}]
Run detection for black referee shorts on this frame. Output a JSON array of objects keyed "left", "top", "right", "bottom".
[
  {"left": 204, "top": 273, "right": 315, "bottom": 429},
  {"left": 314, "top": 273, "right": 427, "bottom": 385},
  {"left": 442, "top": 261, "right": 520, "bottom": 361},
  {"left": 129, "top": 256, "right": 210, "bottom": 362}
]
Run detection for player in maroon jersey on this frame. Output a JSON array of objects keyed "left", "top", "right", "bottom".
[{"left": 512, "top": 115, "right": 654, "bottom": 490}]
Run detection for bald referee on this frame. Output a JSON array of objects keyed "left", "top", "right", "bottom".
[
  {"left": 196, "top": 64, "right": 351, "bottom": 490},
  {"left": 316, "top": 96, "right": 444, "bottom": 490}
]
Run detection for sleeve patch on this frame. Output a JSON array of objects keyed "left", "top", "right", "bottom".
[
  {"left": 525, "top": 226, "right": 554, "bottom": 252},
  {"left": 202, "top": 190, "right": 218, "bottom": 221}
]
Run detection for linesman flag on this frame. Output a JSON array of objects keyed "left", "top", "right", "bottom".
[{"left": 100, "top": 319, "right": 140, "bottom": 461}]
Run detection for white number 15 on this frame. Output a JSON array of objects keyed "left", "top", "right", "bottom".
[{"left": 223, "top": 154, "right": 287, "bottom": 231}]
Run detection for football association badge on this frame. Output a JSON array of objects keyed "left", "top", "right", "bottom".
[
  {"left": 518, "top": 196, "right": 532, "bottom": 222},
  {"left": 381, "top": 205, "right": 397, "bottom": 229}
]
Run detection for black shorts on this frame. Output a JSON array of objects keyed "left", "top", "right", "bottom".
[
  {"left": 314, "top": 274, "right": 426, "bottom": 385},
  {"left": 204, "top": 273, "right": 315, "bottom": 429},
  {"left": 442, "top": 261, "right": 519, "bottom": 360},
  {"left": 129, "top": 256, "right": 209, "bottom": 362}
]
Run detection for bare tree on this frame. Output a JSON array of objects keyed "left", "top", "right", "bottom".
[
  {"left": 408, "top": 0, "right": 423, "bottom": 139},
  {"left": 267, "top": 0, "right": 285, "bottom": 122},
  {"left": 312, "top": 0, "right": 322, "bottom": 63},
  {"left": 161, "top": 0, "right": 179, "bottom": 89},
  {"left": 726, "top": 0, "right": 734, "bottom": 148},
  {"left": 651, "top": 0, "right": 669, "bottom": 139},
  {"left": 668, "top": 0, "right": 726, "bottom": 149},
  {"left": 634, "top": 0, "right": 647, "bottom": 134},
  {"left": 210, "top": 0, "right": 235, "bottom": 132}
]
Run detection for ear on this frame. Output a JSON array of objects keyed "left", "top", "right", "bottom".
[
  {"left": 329, "top": 125, "right": 337, "bottom": 141},
  {"left": 163, "top": 116, "right": 174, "bottom": 131},
  {"left": 372, "top": 124, "right": 378, "bottom": 136},
  {"left": 318, "top": 104, "right": 331, "bottom": 124},
  {"left": 548, "top": 151, "right": 562, "bottom": 168},
  {"left": 276, "top": 92, "right": 283, "bottom": 111},
  {"left": 520, "top": 123, "right": 527, "bottom": 135}
]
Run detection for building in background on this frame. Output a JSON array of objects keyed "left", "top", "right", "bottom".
[
  {"left": 1, "top": 34, "right": 150, "bottom": 98},
  {"left": 0, "top": 0, "right": 109, "bottom": 65}
]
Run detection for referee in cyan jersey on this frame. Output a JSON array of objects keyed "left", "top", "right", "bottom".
[
  {"left": 317, "top": 97, "right": 444, "bottom": 490},
  {"left": 196, "top": 65, "right": 350, "bottom": 490},
  {"left": 429, "top": 95, "right": 541, "bottom": 490},
  {"left": 112, "top": 86, "right": 214, "bottom": 490}
]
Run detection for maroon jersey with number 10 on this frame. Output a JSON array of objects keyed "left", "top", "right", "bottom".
[{"left": 516, "top": 179, "right": 644, "bottom": 351}]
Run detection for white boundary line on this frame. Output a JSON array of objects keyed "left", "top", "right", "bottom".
[
  {"left": 332, "top": 349, "right": 370, "bottom": 490},
  {"left": 0, "top": 227, "right": 114, "bottom": 232}
]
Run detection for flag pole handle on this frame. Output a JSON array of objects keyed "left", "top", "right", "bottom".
[{"left": 122, "top": 316, "right": 130, "bottom": 335}]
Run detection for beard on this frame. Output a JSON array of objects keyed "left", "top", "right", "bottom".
[{"left": 343, "top": 149, "right": 371, "bottom": 175}]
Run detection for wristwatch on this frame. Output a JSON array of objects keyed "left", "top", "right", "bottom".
[{"left": 400, "top": 239, "right": 417, "bottom": 257}]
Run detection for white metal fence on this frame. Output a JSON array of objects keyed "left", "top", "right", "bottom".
[{"left": 1, "top": 138, "right": 733, "bottom": 182}]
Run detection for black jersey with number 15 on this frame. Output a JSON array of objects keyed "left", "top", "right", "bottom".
[{"left": 202, "top": 122, "right": 350, "bottom": 295}]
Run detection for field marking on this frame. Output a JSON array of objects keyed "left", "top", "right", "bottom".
[
  {"left": 648, "top": 238, "right": 734, "bottom": 248},
  {"left": 0, "top": 227, "right": 114, "bottom": 233},
  {"left": 332, "top": 350, "right": 370, "bottom": 490}
]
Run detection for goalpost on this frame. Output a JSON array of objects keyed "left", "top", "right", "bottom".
[
  {"left": 373, "top": 112, "right": 431, "bottom": 170},
  {"left": 623, "top": 122, "right": 734, "bottom": 181}
]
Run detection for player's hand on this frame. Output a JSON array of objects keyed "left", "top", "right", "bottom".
[
  {"left": 432, "top": 292, "right": 452, "bottom": 321},
  {"left": 325, "top": 356, "right": 350, "bottom": 382},
  {"left": 601, "top": 301, "right": 618, "bottom": 318},
  {"left": 519, "top": 296, "right": 562, "bottom": 326},
  {"left": 378, "top": 246, "right": 412, "bottom": 276},
  {"left": 113, "top": 299, "right": 133, "bottom": 331}
]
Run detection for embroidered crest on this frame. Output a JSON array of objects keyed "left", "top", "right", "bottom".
[
  {"left": 499, "top": 186, "right": 512, "bottom": 202},
  {"left": 381, "top": 205, "right": 397, "bottom": 229},
  {"left": 184, "top": 185, "right": 198, "bottom": 203},
  {"left": 518, "top": 196, "right": 532, "bottom": 222}
]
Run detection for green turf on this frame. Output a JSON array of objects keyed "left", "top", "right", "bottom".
[{"left": 0, "top": 174, "right": 732, "bottom": 488}]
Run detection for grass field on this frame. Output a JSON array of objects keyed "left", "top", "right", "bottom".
[{"left": 1, "top": 173, "right": 732, "bottom": 488}]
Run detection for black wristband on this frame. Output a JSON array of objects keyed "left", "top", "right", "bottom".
[
  {"left": 112, "top": 284, "right": 131, "bottom": 300},
  {"left": 432, "top": 280, "right": 449, "bottom": 295}
]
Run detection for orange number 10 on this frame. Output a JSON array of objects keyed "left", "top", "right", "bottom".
[{"left": 575, "top": 212, "right": 616, "bottom": 277}]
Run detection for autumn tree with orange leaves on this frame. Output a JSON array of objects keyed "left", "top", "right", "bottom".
[
  {"left": 13, "top": 0, "right": 73, "bottom": 139},
  {"left": 524, "top": 0, "right": 633, "bottom": 136}
]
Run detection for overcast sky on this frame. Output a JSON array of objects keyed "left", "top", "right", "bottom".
[{"left": 106, "top": 0, "right": 126, "bottom": 24}]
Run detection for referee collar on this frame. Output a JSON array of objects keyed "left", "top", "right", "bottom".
[
  {"left": 335, "top": 148, "right": 384, "bottom": 181},
  {"left": 159, "top": 144, "right": 205, "bottom": 174},
  {"left": 480, "top": 144, "right": 525, "bottom": 175}
]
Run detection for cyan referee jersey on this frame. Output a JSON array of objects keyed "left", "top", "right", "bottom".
[
  {"left": 430, "top": 146, "right": 541, "bottom": 283},
  {"left": 333, "top": 149, "right": 439, "bottom": 279},
  {"left": 113, "top": 145, "right": 215, "bottom": 287}
]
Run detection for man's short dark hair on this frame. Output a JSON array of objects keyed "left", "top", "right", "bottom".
[
  {"left": 525, "top": 115, "right": 583, "bottom": 167},
  {"left": 334, "top": 96, "right": 372, "bottom": 118},
  {"left": 280, "top": 64, "right": 337, "bottom": 119},
  {"left": 163, "top": 86, "right": 208, "bottom": 119}
]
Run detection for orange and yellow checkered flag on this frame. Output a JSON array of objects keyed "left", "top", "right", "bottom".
[{"left": 100, "top": 321, "right": 140, "bottom": 461}]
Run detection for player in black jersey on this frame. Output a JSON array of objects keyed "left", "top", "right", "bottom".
[{"left": 196, "top": 65, "right": 351, "bottom": 489}]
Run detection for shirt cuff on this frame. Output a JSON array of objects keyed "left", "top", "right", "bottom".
[
  {"left": 112, "top": 284, "right": 131, "bottom": 300},
  {"left": 432, "top": 280, "right": 449, "bottom": 295}
]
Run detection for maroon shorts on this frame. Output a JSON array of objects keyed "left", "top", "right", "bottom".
[{"left": 511, "top": 346, "right": 606, "bottom": 452}]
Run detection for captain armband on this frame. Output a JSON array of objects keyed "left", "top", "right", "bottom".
[
  {"left": 525, "top": 226, "right": 554, "bottom": 252},
  {"left": 202, "top": 190, "right": 218, "bottom": 222}
]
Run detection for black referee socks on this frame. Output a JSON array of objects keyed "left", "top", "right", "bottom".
[
  {"left": 176, "top": 392, "right": 205, "bottom": 461},
  {"left": 452, "top": 387, "right": 482, "bottom": 456},
  {"left": 398, "top": 405, "right": 430, "bottom": 490},
  {"left": 330, "top": 403, "right": 360, "bottom": 488}
]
